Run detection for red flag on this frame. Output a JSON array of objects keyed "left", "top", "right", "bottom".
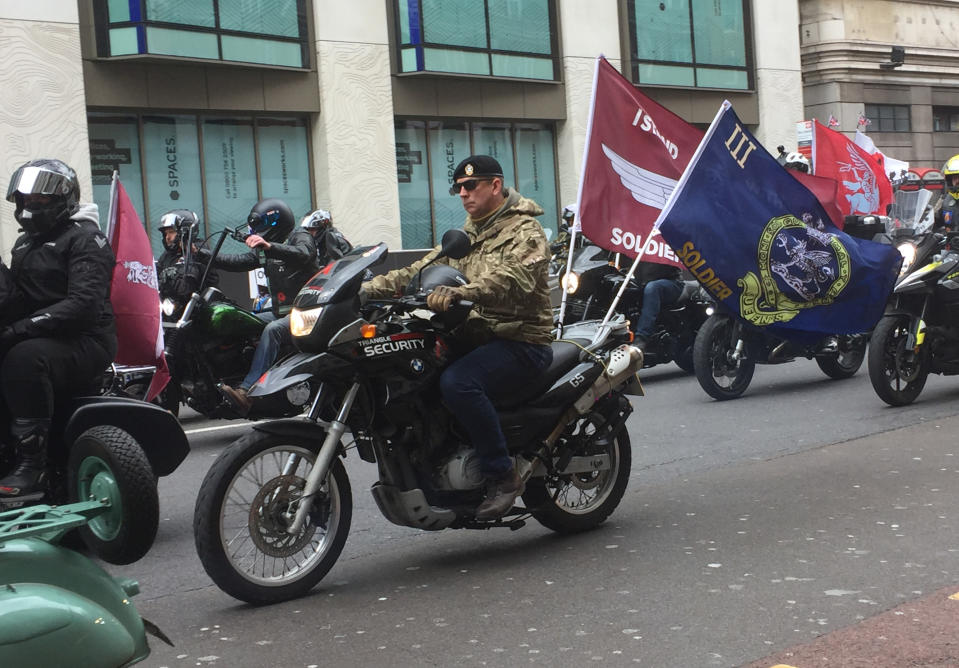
[
  {"left": 108, "top": 177, "right": 170, "bottom": 401},
  {"left": 812, "top": 120, "right": 893, "bottom": 217},
  {"left": 789, "top": 171, "right": 845, "bottom": 229},
  {"left": 577, "top": 56, "right": 703, "bottom": 266}
]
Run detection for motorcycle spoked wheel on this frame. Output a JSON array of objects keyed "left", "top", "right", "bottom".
[
  {"left": 523, "top": 412, "right": 630, "bottom": 533},
  {"left": 816, "top": 335, "right": 867, "bottom": 379},
  {"left": 193, "top": 431, "right": 352, "bottom": 605},
  {"left": 693, "top": 314, "right": 755, "bottom": 400},
  {"left": 67, "top": 425, "right": 160, "bottom": 565},
  {"left": 868, "top": 315, "right": 929, "bottom": 406}
]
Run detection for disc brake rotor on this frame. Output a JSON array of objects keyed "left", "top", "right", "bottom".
[{"left": 248, "top": 475, "right": 318, "bottom": 557}]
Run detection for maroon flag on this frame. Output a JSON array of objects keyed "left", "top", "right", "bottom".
[
  {"left": 576, "top": 56, "right": 703, "bottom": 266},
  {"left": 812, "top": 120, "right": 893, "bottom": 217},
  {"left": 107, "top": 176, "right": 170, "bottom": 401},
  {"left": 789, "top": 170, "right": 845, "bottom": 229}
]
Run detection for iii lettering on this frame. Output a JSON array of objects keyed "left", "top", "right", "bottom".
[{"left": 724, "top": 124, "right": 757, "bottom": 169}]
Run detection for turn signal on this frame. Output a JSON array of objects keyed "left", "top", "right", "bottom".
[{"left": 360, "top": 324, "right": 377, "bottom": 338}]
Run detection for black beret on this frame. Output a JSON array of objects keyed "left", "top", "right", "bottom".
[{"left": 452, "top": 155, "right": 504, "bottom": 181}]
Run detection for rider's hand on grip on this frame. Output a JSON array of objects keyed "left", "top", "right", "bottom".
[{"left": 426, "top": 285, "right": 461, "bottom": 313}]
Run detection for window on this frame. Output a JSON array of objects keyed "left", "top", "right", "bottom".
[
  {"left": 395, "top": 0, "right": 558, "bottom": 80},
  {"left": 933, "top": 107, "right": 959, "bottom": 132},
  {"left": 93, "top": 0, "right": 309, "bottom": 68},
  {"left": 864, "top": 104, "right": 910, "bottom": 132},
  {"left": 394, "top": 119, "right": 557, "bottom": 248},
  {"left": 627, "top": 0, "right": 751, "bottom": 90},
  {"left": 88, "top": 112, "right": 313, "bottom": 256}
]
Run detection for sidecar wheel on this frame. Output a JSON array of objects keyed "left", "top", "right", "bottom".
[
  {"left": 194, "top": 431, "right": 352, "bottom": 605},
  {"left": 868, "top": 315, "right": 929, "bottom": 406},
  {"left": 693, "top": 314, "right": 754, "bottom": 400},
  {"left": 67, "top": 426, "right": 159, "bottom": 565},
  {"left": 816, "top": 336, "right": 866, "bottom": 379}
]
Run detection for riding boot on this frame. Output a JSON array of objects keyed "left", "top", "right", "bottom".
[
  {"left": 475, "top": 467, "right": 525, "bottom": 520},
  {"left": 0, "top": 418, "right": 51, "bottom": 497}
]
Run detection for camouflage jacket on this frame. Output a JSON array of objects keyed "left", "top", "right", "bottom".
[{"left": 366, "top": 189, "right": 553, "bottom": 346}]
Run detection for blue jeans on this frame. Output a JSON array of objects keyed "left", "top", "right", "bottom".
[
  {"left": 241, "top": 312, "right": 291, "bottom": 390},
  {"left": 439, "top": 339, "right": 553, "bottom": 479},
  {"left": 634, "top": 278, "right": 683, "bottom": 338}
]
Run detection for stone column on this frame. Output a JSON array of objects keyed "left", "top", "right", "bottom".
[
  {"left": 555, "top": 0, "right": 623, "bottom": 210},
  {"left": 751, "top": 1, "right": 804, "bottom": 153},
  {"left": 0, "top": 4, "right": 90, "bottom": 255},
  {"left": 310, "top": 0, "right": 402, "bottom": 247}
]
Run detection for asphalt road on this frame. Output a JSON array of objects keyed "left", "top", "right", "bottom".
[{"left": 113, "top": 359, "right": 959, "bottom": 667}]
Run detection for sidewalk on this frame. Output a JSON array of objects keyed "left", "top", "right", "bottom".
[{"left": 743, "top": 585, "right": 959, "bottom": 668}]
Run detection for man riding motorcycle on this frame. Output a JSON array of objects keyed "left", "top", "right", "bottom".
[
  {"left": 363, "top": 155, "right": 553, "bottom": 520},
  {"left": 0, "top": 159, "right": 117, "bottom": 498},
  {"left": 939, "top": 154, "right": 959, "bottom": 230}
]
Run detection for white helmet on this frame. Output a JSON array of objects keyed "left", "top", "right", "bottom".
[
  {"left": 784, "top": 152, "right": 810, "bottom": 173},
  {"left": 301, "top": 208, "right": 332, "bottom": 229}
]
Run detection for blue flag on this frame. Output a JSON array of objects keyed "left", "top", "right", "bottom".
[{"left": 654, "top": 102, "right": 902, "bottom": 340}]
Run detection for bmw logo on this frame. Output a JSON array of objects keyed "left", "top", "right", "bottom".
[{"left": 410, "top": 358, "right": 424, "bottom": 373}]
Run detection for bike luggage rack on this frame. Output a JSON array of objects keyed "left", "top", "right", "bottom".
[{"left": 0, "top": 500, "right": 109, "bottom": 544}]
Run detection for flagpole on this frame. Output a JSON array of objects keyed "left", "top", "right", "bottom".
[
  {"left": 558, "top": 54, "right": 603, "bottom": 339},
  {"left": 106, "top": 171, "right": 119, "bottom": 244}
]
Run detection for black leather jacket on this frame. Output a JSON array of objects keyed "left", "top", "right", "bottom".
[{"left": 211, "top": 227, "right": 319, "bottom": 316}]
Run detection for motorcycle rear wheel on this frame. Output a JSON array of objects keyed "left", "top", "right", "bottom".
[
  {"left": 693, "top": 314, "right": 755, "bottom": 400},
  {"left": 193, "top": 431, "right": 352, "bottom": 605},
  {"left": 67, "top": 426, "right": 159, "bottom": 565},
  {"left": 523, "top": 412, "right": 630, "bottom": 533},
  {"left": 816, "top": 336, "right": 866, "bottom": 379},
  {"left": 868, "top": 315, "right": 929, "bottom": 406}
]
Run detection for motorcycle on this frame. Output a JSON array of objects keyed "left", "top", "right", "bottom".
[
  {"left": 558, "top": 240, "right": 712, "bottom": 372},
  {"left": 867, "top": 229, "right": 959, "bottom": 405},
  {"left": 159, "top": 223, "right": 281, "bottom": 419},
  {"left": 693, "top": 307, "right": 869, "bottom": 401},
  {"left": 193, "top": 230, "right": 644, "bottom": 604},
  {"left": 0, "top": 389, "right": 188, "bottom": 564}
]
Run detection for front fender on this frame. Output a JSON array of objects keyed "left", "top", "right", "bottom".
[
  {"left": 63, "top": 397, "right": 189, "bottom": 477},
  {"left": 252, "top": 418, "right": 331, "bottom": 444}
]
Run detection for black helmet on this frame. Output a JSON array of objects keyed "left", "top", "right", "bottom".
[
  {"left": 405, "top": 264, "right": 468, "bottom": 295},
  {"left": 6, "top": 158, "right": 80, "bottom": 236},
  {"left": 247, "top": 198, "right": 294, "bottom": 243},
  {"left": 157, "top": 209, "right": 199, "bottom": 252}
]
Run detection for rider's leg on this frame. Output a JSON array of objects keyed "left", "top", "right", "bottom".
[{"left": 634, "top": 278, "right": 684, "bottom": 344}]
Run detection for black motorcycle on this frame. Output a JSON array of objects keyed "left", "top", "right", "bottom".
[
  {"left": 557, "top": 240, "right": 711, "bottom": 372},
  {"left": 158, "top": 224, "right": 279, "bottom": 419},
  {"left": 868, "top": 231, "right": 959, "bottom": 405},
  {"left": 693, "top": 306, "right": 869, "bottom": 401},
  {"left": 0, "top": 390, "right": 188, "bottom": 564},
  {"left": 193, "top": 230, "right": 643, "bottom": 604}
]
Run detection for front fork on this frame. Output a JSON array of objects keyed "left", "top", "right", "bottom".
[
  {"left": 908, "top": 298, "right": 929, "bottom": 351},
  {"left": 285, "top": 381, "right": 361, "bottom": 535},
  {"left": 727, "top": 319, "right": 746, "bottom": 363}
]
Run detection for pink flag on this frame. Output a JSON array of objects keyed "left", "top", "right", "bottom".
[
  {"left": 812, "top": 120, "right": 893, "bottom": 217},
  {"left": 577, "top": 57, "right": 703, "bottom": 266},
  {"left": 108, "top": 177, "right": 170, "bottom": 401}
]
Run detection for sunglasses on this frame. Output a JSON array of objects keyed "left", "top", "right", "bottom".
[{"left": 449, "top": 178, "right": 494, "bottom": 196}]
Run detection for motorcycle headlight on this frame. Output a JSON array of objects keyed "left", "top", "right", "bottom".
[
  {"left": 290, "top": 306, "right": 323, "bottom": 337},
  {"left": 161, "top": 298, "right": 176, "bottom": 316},
  {"left": 560, "top": 271, "right": 580, "bottom": 294},
  {"left": 896, "top": 241, "right": 917, "bottom": 275}
]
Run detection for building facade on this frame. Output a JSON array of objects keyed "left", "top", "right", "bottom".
[
  {"left": 800, "top": 0, "right": 959, "bottom": 168},
  {"left": 0, "top": 1, "right": 802, "bottom": 262}
]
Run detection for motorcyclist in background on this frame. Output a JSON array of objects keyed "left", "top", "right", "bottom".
[
  {"left": 938, "top": 155, "right": 959, "bottom": 230},
  {"left": 783, "top": 152, "right": 810, "bottom": 173},
  {"left": 0, "top": 159, "right": 117, "bottom": 498},
  {"left": 155, "top": 209, "right": 218, "bottom": 312},
  {"left": 300, "top": 208, "right": 352, "bottom": 266},
  {"left": 210, "top": 198, "right": 319, "bottom": 414}
]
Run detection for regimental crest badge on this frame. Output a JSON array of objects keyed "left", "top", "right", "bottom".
[
  {"left": 738, "top": 214, "right": 850, "bottom": 326},
  {"left": 464, "top": 164, "right": 474, "bottom": 176},
  {"left": 123, "top": 260, "right": 159, "bottom": 290}
]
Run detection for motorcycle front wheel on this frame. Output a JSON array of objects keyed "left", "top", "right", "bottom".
[
  {"left": 816, "top": 335, "right": 867, "bottom": 379},
  {"left": 193, "top": 431, "right": 352, "bottom": 605},
  {"left": 693, "top": 314, "right": 755, "bottom": 400},
  {"left": 523, "top": 411, "right": 631, "bottom": 533},
  {"left": 868, "top": 315, "right": 929, "bottom": 406}
]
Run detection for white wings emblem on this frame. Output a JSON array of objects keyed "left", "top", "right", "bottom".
[{"left": 602, "top": 143, "right": 677, "bottom": 210}]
